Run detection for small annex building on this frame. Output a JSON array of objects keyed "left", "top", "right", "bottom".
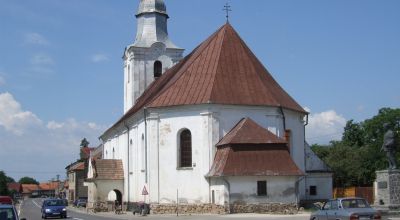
[{"left": 93, "top": 0, "right": 332, "bottom": 214}]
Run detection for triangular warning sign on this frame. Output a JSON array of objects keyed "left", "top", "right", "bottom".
[{"left": 142, "top": 186, "right": 149, "bottom": 195}]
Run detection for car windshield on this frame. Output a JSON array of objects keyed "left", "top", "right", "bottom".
[
  {"left": 45, "top": 200, "right": 65, "bottom": 206},
  {"left": 0, "top": 208, "right": 16, "bottom": 220},
  {"left": 341, "top": 199, "right": 370, "bottom": 209}
]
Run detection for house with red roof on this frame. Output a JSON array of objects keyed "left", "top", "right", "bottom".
[
  {"left": 66, "top": 161, "right": 87, "bottom": 203},
  {"left": 94, "top": 0, "right": 332, "bottom": 214}
]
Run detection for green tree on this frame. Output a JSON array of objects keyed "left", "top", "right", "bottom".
[
  {"left": 80, "top": 138, "right": 90, "bottom": 148},
  {"left": 18, "top": 176, "right": 39, "bottom": 185},
  {"left": 312, "top": 107, "right": 400, "bottom": 187},
  {"left": 342, "top": 120, "right": 364, "bottom": 147},
  {"left": 6, "top": 176, "right": 15, "bottom": 183},
  {"left": 0, "top": 171, "right": 10, "bottom": 195}
]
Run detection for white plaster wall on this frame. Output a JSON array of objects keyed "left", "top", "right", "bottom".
[
  {"left": 210, "top": 178, "right": 229, "bottom": 205},
  {"left": 101, "top": 104, "right": 307, "bottom": 205},
  {"left": 226, "top": 176, "right": 298, "bottom": 204},
  {"left": 305, "top": 173, "right": 333, "bottom": 200},
  {"left": 155, "top": 108, "right": 211, "bottom": 204},
  {"left": 95, "top": 180, "right": 124, "bottom": 203}
]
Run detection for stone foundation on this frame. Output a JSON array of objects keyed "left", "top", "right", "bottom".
[
  {"left": 150, "top": 202, "right": 298, "bottom": 215},
  {"left": 230, "top": 201, "right": 298, "bottom": 214},
  {"left": 150, "top": 204, "right": 227, "bottom": 214}
]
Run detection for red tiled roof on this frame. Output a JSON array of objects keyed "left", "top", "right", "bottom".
[
  {"left": 21, "top": 184, "right": 39, "bottom": 193},
  {"left": 92, "top": 159, "right": 124, "bottom": 180},
  {"left": 105, "top": 23, "right": 306, "bottom": 135},
  {"left": 208, "top": 118, "right": 303, "bottom": 177},
  {"left": 217, "top": 118, "right": 287, "bottom": 146},
  {"left": 39, "top": 182, "right": 59, "bottom": 191},
  {"left": 68, "top": 162, "right": 85, "bottom": 171},
  {"left": 7, "top": 183, "right": 22, "bottom": 192}
]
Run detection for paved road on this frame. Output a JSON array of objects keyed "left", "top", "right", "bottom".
[
  {"left": 19, "top": 198, "right": 311, "bottom": 220},
  {"left": 20, "top": 198, "right": 119, "bottom": 220},
  {"left": 18, "top": 198, "right": 399, "bottom": 220}
]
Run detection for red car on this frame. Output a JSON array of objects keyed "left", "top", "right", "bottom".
[{"left": 0, "top": 196, "right": 13, "bottom": 205}]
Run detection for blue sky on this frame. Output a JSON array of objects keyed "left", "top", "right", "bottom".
[{"left": 0, "top": 0, "right": 399, "bottom": 182}]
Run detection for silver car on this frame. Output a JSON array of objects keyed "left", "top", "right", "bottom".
[{"left": 310, "top": 197, "right": 381, "bottom": 220}]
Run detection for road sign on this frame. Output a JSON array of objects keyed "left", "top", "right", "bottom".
[{"left": 142, "top": 186, "right": 149, "bottom": 195}]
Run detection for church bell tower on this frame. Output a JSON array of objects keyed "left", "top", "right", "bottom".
[{"left": 123, "top": 0, "right": 184, "bottom": 113}]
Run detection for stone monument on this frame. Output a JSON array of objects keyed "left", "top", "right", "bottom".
[{"left": 374, "top": 123, "right": 400, "bottom": 210}]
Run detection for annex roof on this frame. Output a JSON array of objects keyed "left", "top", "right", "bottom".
[
  {"left": 208, "top": 118, "right": 303, "bottom": 177},
  {"left": 217, "top": 117, "right": 287, "bottom": 146},
  {"left": 92, "top": 159, "right": 124, "bottom": 180},
  {"left": 104, "top": 23, "right": 306, "bottom": 136}
]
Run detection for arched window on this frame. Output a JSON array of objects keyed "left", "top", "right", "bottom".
[
  {"left": 179, "top": 129, "right": 192, "bottom": 168},
  {"left": 154, "top": 61, "right": 162, "bottom": 78}
]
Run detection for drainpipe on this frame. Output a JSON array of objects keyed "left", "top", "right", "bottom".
[
  {"left": 144, "top": 108, "right": 148, "bottom": 184},
  {"left": 295, "top": 176, "right": 305, "bottom": 208},
  {"left": 303, "top": 113, "right": 309, "bottom": 202},
  {"left": 124, "top": 122, "right": 130, "bottom": 209},
  {"left": 279, "top": 106, "right": 286, "bottom": 132}
]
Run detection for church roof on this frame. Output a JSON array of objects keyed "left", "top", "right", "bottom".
[
  {"left": 217, "top": 118, "right": 287, "bottom": 146},
  {"left": 207, "top": 118, "right": 303, "bottom": 177},
  {"left": 107, "top": 23, "right": 305, "bottom": 135}
]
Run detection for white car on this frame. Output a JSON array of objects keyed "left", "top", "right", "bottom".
[{"left": 310, "top": 197, "right": 381, "bottom": 220}]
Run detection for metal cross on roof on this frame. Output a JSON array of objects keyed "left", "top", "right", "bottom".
[{"left": 223, "top": 2, "right": 232, "bottom": 23}]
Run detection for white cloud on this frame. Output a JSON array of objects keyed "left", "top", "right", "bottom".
[
  {"left": 0, "top": 92, "right": 105, "bottom": 181},
  {"left": 306, "top": 109, "right": 347, "bottom": 144},
  {"left": 47, "top": 121, "right": 65, "bottom": 130},
  {"left": 91, "top": 53, "right": 109, "bottom": 63},
  {"left": 30, "top": 53, "right": 54, "bottom": 65},
  {"left": 24, "top": 33, "right": 49, "bottom": 45},
  {"left": 0, "top": 92, "right": 42, "bottom": 135}
]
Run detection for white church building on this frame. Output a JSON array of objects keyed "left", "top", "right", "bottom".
[{"left": 86, "top": 0, "right": 332, "bottom": 214}]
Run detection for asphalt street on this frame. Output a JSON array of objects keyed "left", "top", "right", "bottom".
[{"left": 18, "top": 198, "right": 398, "bottom": 220}]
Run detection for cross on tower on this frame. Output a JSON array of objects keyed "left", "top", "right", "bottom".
[{"left": 223, "top": 3, "right": 232, "bottom": 23}]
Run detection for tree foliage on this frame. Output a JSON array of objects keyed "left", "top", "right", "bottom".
[
  {"left": 18, "top": 176, "right": 39, "bottom": 185},
  {"left": 80, "top": 138, "right": 90, "bottom": 148},
  {"left": 311, "top": 108, "right": 400, "bottom": 187},
  {"left": 0, "top": 171, "right": 9, "bottom": 195}
]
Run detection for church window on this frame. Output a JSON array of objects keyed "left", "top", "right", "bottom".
[
  {"left": 310, "top": 185, "right": 317, "bottom": 196},
  {"left": 257, "top": 181, "right": 267, "bottom": 196},
  {"left": 179, "top": 129, "right": 192, "bottom": 168},
  {"left": 154, "top": 61, "right": 162, "bottom": 78}
]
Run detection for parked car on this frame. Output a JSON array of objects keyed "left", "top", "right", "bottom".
[
  {"left": 0, "top": 204, "right": 26, "bottom": 220},
  {"left": 41, "top": 199, "right": 67, "bottom": 219},
  {"left": 310, "top": 197, "right": 381, "bottom": 220},
  {"left": 73, "top": 198, "right": 87, "bottom": 208},
  {"left": 0, "top": 196, "right": 13, "bottom": 205}
]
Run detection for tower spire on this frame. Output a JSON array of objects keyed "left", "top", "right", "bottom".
[{"left": 223, "top": 3, "right": 232, "bottom": 23}]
